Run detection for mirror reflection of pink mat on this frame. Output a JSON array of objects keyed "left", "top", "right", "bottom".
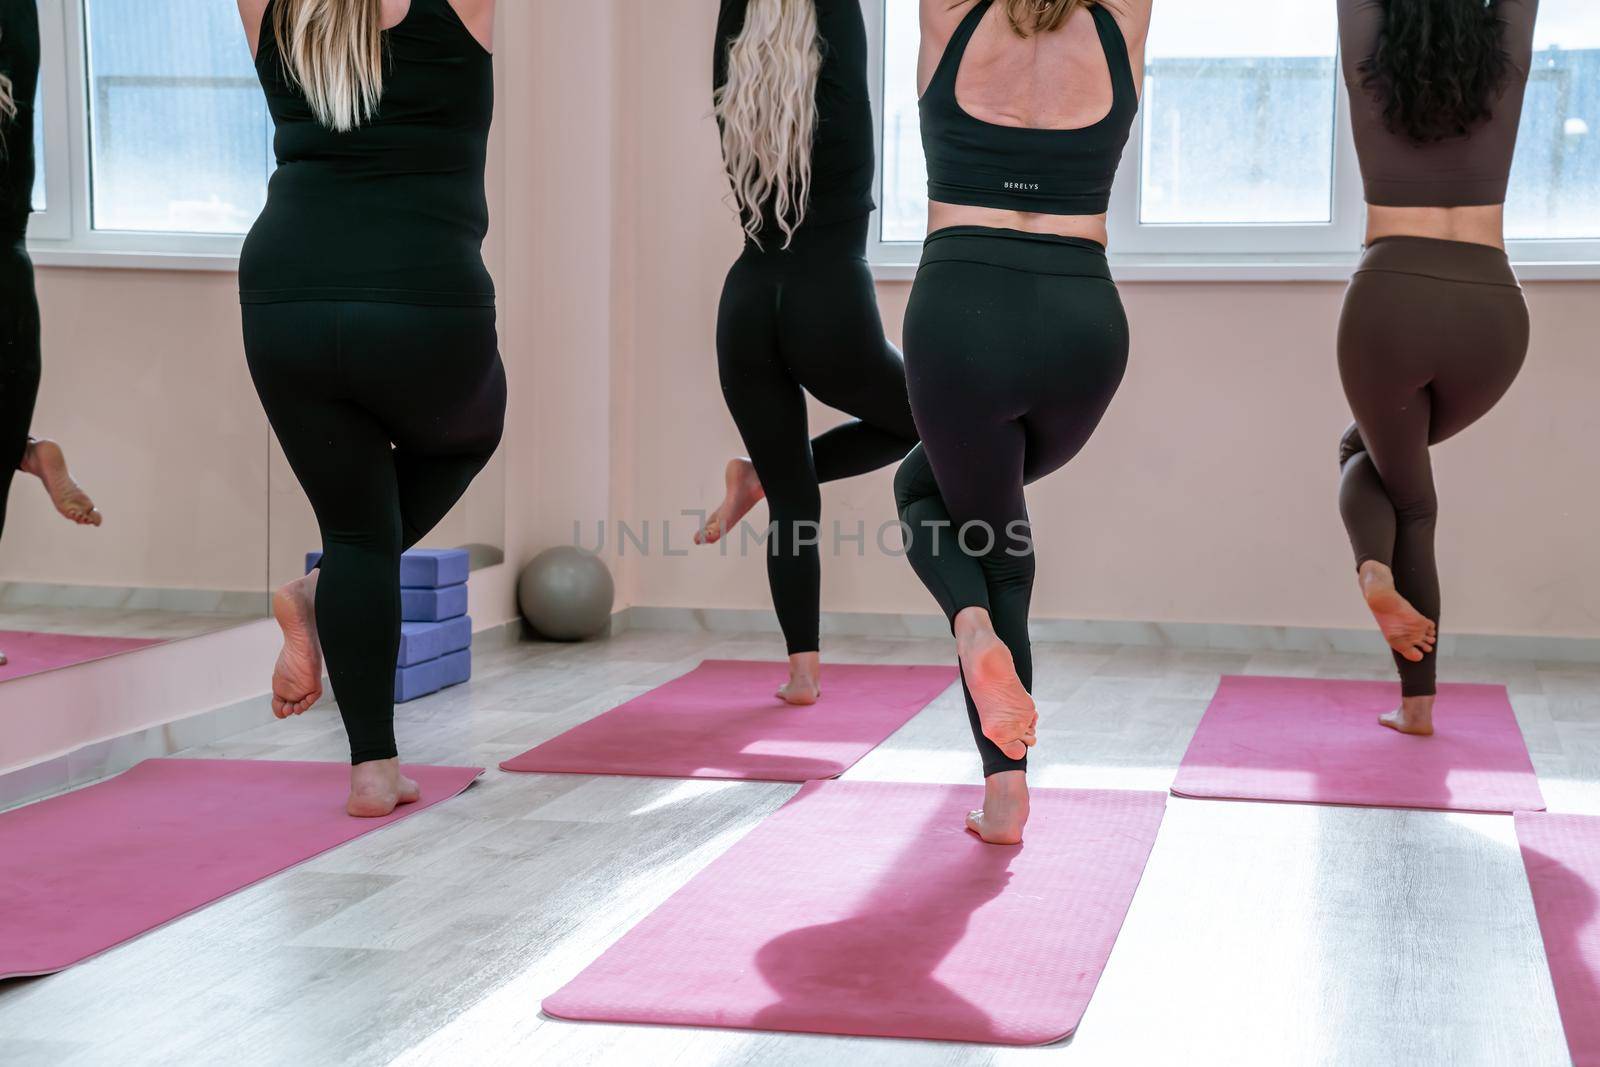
[
  {"left": 1516, "top": 813, "right": 1600, "bottom": 1067},
  {"left": 501, "top": 660, "right": 958, "bottom": 782},
  {"left": 0, "top": 759, "right": 483, "bottom": 979},
  {"left": 544, "top": 781, "right": 1166, "bottom": 1045},
  {"left": 1172, "top": 675, "right": 1545, "bottom": 814},
  {"left": 0, "top": 630, "right": 164, "bottom": 682}
]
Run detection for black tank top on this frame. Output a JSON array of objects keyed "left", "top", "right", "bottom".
[
  {"left": 0, "top": 0, "right": 40, "bottom": 238},
  {"left": 713, "top": 0, "right": 876, "bottom": 239},
  {"left": 239, "top": 0, "right": 494, "bottom": 305},
  {"left": 920, "top": 1, "right": 1138, "bottom": 216}
]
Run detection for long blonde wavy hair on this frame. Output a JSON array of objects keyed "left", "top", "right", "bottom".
[
  {"left": 272, "top": 0, "right": 386, "bottom": 132},
  {"left": 714, "top": 0, "right": 822, "bottom": 249},
  {"left": 994, "top": 0, "right": 1094, "bottom": 37}
]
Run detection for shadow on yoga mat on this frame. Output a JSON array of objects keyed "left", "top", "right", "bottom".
[
  {"left": 501, "top": 660, "right": 959, "bottom": 782},
  {"left": 544, "top": 781, "right": 1166, "bottom": 1045},
  {"left": 1517, "top": 813, "right": 1600, "bottom": 1067},
  {"left": 1172, "top": 675, "right": 1545, "bottom": 814},
  {"left": 0, "top": 759, "right": 483, "bottom": 979}
]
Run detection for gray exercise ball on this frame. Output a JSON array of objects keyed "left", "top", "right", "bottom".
[{"left": 518, "top": 546, "right": 615, "bottom": 641}]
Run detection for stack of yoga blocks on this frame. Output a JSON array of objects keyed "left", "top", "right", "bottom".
[{"left": 305, "top": 548, "right": 473, "bottom": 703}]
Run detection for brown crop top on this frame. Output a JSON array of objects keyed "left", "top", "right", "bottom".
[{"left": 1339, "top": 0, "right": 1539, "bottom": 208}]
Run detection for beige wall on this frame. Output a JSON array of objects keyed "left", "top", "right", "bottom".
[
  {"left": 4, "top": 268, "right": 269, "bottom": 592},
  {"left": 599, "top": 0, "right": 1600, "bottom": 642}
]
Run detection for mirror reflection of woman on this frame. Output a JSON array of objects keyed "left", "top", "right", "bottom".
[
  {"left": 236, "top": 0, "right": 502, "bottom": 816},
  {"left": 1335, "top": 0, "right": 1537, "bottom": 737},
  {"left": 1, "top": 0, "right": 102, "bottom": 667},
  {"left": 896, "top": 0, "right": 1151, "bottom": 844},
  {"left": 696, "top": 0, "right": 920, "bottom": 705}
]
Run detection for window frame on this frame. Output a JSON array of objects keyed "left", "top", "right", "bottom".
[
  {"left": 862, "top": 0, "right": 1600, "bottom": 281},
  {"left": 26, "top": 0, "right": 248, "bottom": 271}
]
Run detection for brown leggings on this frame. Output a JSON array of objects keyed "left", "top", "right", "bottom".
[{"left": 1337, "top": 236, "right": 1529, "bottom": 697}]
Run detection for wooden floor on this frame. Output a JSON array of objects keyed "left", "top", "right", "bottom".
[{"left": 0, "top": 628, "right": 1595, "bottom": 1066}]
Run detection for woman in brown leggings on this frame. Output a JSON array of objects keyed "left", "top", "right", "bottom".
[{"left": 1336, "top": 0, "right": 1537, "bottom": 736}]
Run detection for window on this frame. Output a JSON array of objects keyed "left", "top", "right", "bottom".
[
  {"left": 867, "top": 0, "right": 1600, "bottom": 275},
  {"left": 83, "top": 0, "right": 269, "bottom": 235},
  {"left": 1137, "top": 2, "right": 1338, "bottom": 226},
  {"left": 27, "top": 0, "right": 265, "bottom": 264},
  {"left": 1506, "top": 8, "right": 1600, "bottom": 240}
]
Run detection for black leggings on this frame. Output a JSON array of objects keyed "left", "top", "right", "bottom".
[
  {"left": 895, "top": 228, "right": 1129, "bottom": 777},
  {"left": 243, "top": 301, "right": 506, "bottom": 764},
  {"left": 0, "top": 238, "right": 42, "bottom": 541},
  {"left": 1338, "top": 236, "right": 1528, "bottom": 697},
  {"left": 717, "top": 214, "right": 918, "bottom": 655}
]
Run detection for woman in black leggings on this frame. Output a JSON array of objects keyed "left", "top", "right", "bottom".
[
  {"left": 0, "top": 0, "right": 101, "bottom": 668},
  {"left": 699, "top": 0, "right": 918, "bottom": 705},
  {"left": 237, "top": 0, "right": 503, "bottom": 816},
  {"left": 896, "top": 0, "right": 1151, "bottom": 844},
  {"left": 1335, "top": 0, "right": 1536, "bottom": 737},
  {"left": 1, "top": 2, "right": 100, "bottom": 536}
]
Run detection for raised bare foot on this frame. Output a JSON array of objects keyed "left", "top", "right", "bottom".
[
  {"left": 966, "top": 770, "right": 1029, "bottom": 845},
  {"left": 1358, "top": 562, "right": 1436, "bottom": 663},
  {"left": 777, "top": 651, "right": 821, "bottom": 705},
  {"left": 271, "top": 571, "right": 323, "bottom": 718},
  {"left": 954, "top": 608, "right": 1037, "bottom": 761},
  {"left": 1379, "top": 695, "right": 1436, "bottom": 737},
  {"left": 694, "top": 458, "right": 764, "bottom": 546},
  {"left": 20, "top": 439, "right": 101, "bottom": 526},
  {"left": 347, "top": 758, "right": 421, "bottom": 818}
]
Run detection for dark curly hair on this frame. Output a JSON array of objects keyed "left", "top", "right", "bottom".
[{"left": 1361, "top": 0, "right": 1512, "bottom": 143}]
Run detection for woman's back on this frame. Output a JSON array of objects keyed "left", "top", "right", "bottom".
[
  {"left": 916, "top": 0, "right": 1151, "bottom": 243},
  {"left": 1339, "top": 0, "right": 1539, "bottom": 245},
  {"left": 713, "top": 0, "right": 876, "bottom": 243},
  {"left": 239, "top": 0, "right": 495, "bottom": 305},
  {"left": 0, "top": 0, "right": 40, "bottom": 238}
]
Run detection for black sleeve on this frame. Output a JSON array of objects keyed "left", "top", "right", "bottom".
[{"left": 713, "top": 0, "right": 748, "bottom": 97}]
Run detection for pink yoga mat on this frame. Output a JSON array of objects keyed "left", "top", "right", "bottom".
[
  {"left": 0, "top": 630, "right": 163, "bottom": 682},
  {"left": 1517, "top": 813, "right": 1600, "bottom": 1067},
  {"left": 1172, "top": 675, "right": 1544, "bottom": 813},
  {"left": 501, "top": 660, "right": 958, "bottom": 782},
  {"left": 545, "top": 781, "right": 1166, "bottom": 1045},
  {"left": 0, "top": 759, "right": 482, "bottom": 979}
]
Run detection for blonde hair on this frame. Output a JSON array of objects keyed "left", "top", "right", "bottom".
[
  {"left": 996, "top": 0, "right": 1093, "bottom": 37},
  {"left": 714, "top": 0, "right": 821, "bottom": 249},
  {"left": 272, "top": 0, "right": 385, "bottom": 132},
  {"left": 0, "top": 26, "right": 15, "bottom": 127}
]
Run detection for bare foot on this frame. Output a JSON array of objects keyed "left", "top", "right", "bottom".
[
  {"left": 271, "top": 571, "right": 323, "bottom": 718},
  {"left": 954, "top": 608, "right": 1038, "bottom": 761},
  {"left": 966, "top": 770, "right": 1029, "bottom": 845},
  {"left": 1358, "top": 562, "right": 1436, "bottom": 663},
  {"left": 694, "top": 458, "right": 764, "bottom": 545},
  {"left": 20, "top": 439, "right": 102, "bottom": 526},
  {"left": 347, "top": 758, "right": 421, "bottom": 818},
  {"left": 777, "top": 651, "right": 821, "bottom": 705},
  {"left": 1379, "top": 695, "right": 1436, "bottom": 737}
]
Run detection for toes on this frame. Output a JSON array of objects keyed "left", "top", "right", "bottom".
[{"left": 998, "top": 739, "right": 1027, "bottom": 760}]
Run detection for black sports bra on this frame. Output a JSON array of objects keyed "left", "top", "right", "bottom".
[{"left": 920, "top": 0, "right": 1139, "bottom": 216}]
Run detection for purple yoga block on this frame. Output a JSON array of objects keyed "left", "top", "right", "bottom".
[
  {"left": 398, "top": 615, "right": 473, "bottom": 668},
  {"left": 402, "top": 583, "right": 468, "bottom": 623},
  {"left": 394, "top": 648, "right": 472, "bottom": 703},
  {"left": 304, "top": 548, "right": 471, "bottom": 589}
]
